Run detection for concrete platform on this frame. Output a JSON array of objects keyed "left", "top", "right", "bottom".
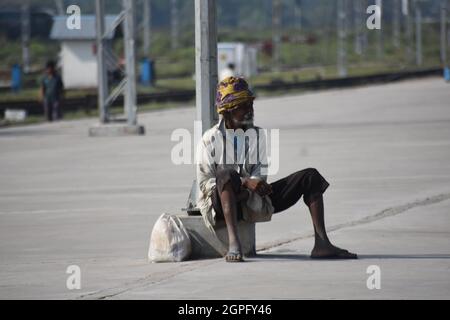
[
  {"left": 88, "top": 123, "right": 145, "bottom": 137},
  {"left": 0, "top": 77, "right": 449, "bottom": 299},
  {"left": 120, "top": 196, "right": 450, "bottom": 300}
]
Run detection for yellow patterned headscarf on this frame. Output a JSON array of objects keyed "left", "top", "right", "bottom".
[{"left": 216, "top": 76, "right": 255, "bottom": 114}]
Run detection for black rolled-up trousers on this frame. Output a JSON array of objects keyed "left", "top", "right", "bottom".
[{"left": 212, "top": 168, "right": 330, "bottom": 220}]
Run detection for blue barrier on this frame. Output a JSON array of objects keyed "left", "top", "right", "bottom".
[
  {"left": 11, "top": 64, "right": 22, "bottom": 92},
  {"left": 444, "top": 67, "right": 450, "bottom": 82},
  {"left": 140, "top": 58, "right": 154, "bottom": 86}
]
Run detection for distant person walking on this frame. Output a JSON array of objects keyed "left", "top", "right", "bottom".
[
  {"left": 40, "top": 60, "right": 64, "bottom": 122},
  {"left": 219, "top": 63, "right": 236, "bottom": 81}
]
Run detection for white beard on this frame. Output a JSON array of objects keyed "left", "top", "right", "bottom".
[{"left": 232, "top": 114, "right": 254, "bottom": 129}]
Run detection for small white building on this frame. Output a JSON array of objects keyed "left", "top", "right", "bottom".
[
  {"left": 218, "top": 42, "right": 258, "bottom": 79},
  {"left": 50, "top": 15, "right": 118, "bottom": 89}
]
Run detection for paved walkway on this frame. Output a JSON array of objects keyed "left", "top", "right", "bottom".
[{"left": 0, "top": 77, "right": 449, "bottom": 299}]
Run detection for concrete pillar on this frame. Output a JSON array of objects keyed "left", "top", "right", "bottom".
[{"left": 195, "top": 0, "right": 218, "bottom": 134}]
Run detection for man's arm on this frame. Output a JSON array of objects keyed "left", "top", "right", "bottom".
[
  {"left": 197, "top": 135, "right": 251, "bottom": 202},
  {"left": 39, "top": 78, "right": 45, "bottom": 102},
  {"left": 196, "top": 139, "right": 217, "bottom": 197},
  {"left": 58, "top": 76, "right": 65, "bottom": 100},
  {"left": 242, "top": 128, "right": 272, "bottom": 196},
  {"left": 242, "top": 177, "right": 272, "bottom": 196}
]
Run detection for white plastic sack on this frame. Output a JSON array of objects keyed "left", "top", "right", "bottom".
[{"left": 148, "top": 213, "right": 192, "bottom": 263}]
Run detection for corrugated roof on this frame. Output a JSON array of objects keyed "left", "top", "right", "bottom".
[{"left": 50, "top": 15, "right": 118, "bottom": 40}]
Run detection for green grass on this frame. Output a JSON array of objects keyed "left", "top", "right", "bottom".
[
  {"left": 0, "top": 23, "right": 444, "bottom": 128},
  {"left": 0, "top": 99, "right": 194, "bottom": 128},
  {"left": 0, "top": 88, "right": 99, "bottom": 102},
  {"left": 1, "top": 23, "right": 443, "bottom": 82},
  {"left": 0, "top": 115, "right": 46, "bottom": 128},
  {"left": 0, "top": 37, "right": 59, "bottom": 70}
]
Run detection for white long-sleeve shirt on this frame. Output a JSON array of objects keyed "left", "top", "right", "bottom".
[{"left": 196, "top": 118, "right": 274, "bottom": 231}]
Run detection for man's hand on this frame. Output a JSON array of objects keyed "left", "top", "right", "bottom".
[
  {"left": 39, "top": 88, "right": 44, "bottom": 103},
  {"left": 236, "top": 188, "right": 250, "bottom": 202},
  {"left": 243, "top": 178, "right": 272, "bottom": 197}
]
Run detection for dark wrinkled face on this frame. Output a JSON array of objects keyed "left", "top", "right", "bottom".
[
  {"left": 46, "top": 67, "right": 55, "bottom": 76},
  {"left": 227, "top": 101, "right": 254, "bottom": 130}
]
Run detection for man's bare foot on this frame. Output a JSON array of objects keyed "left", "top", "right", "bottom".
[
  {"left": 225, "top": 242, "right": 244, "bottom": 262},
  {"left": 311, "top": 242, "right": 357, "bottom": 259}
]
